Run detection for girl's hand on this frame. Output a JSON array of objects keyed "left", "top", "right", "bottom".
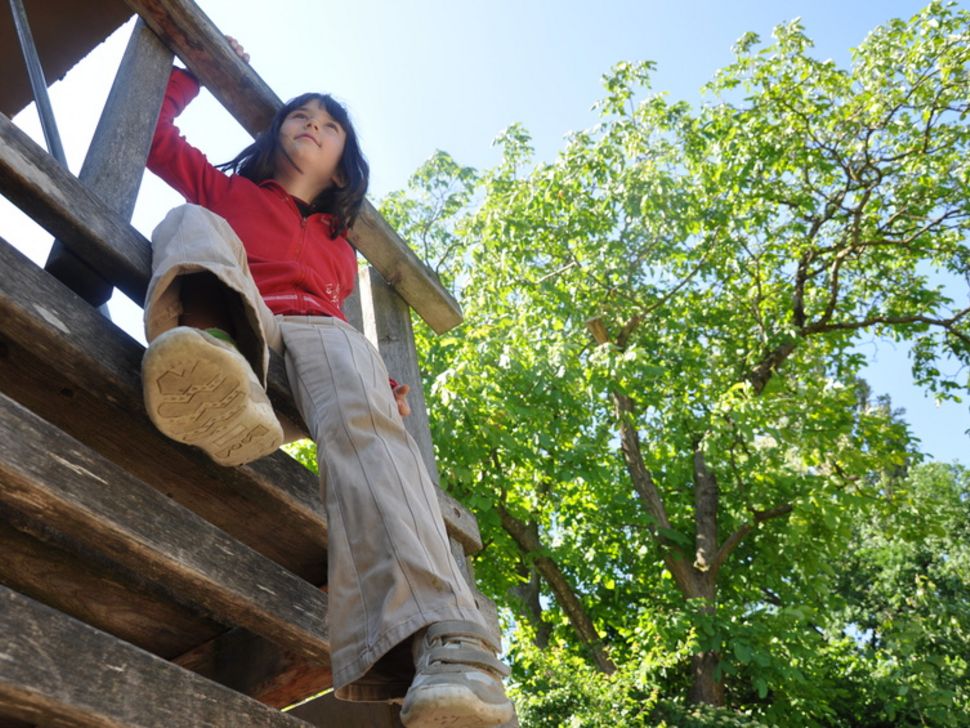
[
  {"left": 394, "top": 383, "right": 412, "bottom": 418},
  {"left": 226, "top": 36, "right": 250, "bottom": 64}
]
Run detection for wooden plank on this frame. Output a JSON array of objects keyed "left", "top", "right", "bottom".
[
  {"left": 0, "top": 499, "right": 332, "bottom": 710},
  {"left": 0, "top": 243, "right": 477, "bottom": 556},
  {"left": 82, "top": 18, "right": 173, "bottom": 220},
  {"left": 123, "top": 0, "right": 279, "bottom": 137},
  {"left": 173, "top": 628, "right": 332, "bottom": 709},
  {"left": 287, "top": 691, "right": 404, "bottom": 728},
  {"left": 0, "top": 585, "right": 311, "bottom": 728},
  {"left": 352, "top": 203, "right": 462, "bottom": 333},
  {"left": 0, "top": 504, "right": 224, "bottom": 660},
  {"left": 0, "top": 391, "right": 332, "bottom": 665},
  {"left": 45, "top": 18, "right": 173, "bottom": 306},
  {"left": 123, "top": 0, "right": 464, "bottom": 333},
  {"left": 0, "top": 111, "right": 151, "bottom": 305},
  {"left": 0, "top": 238, "right": 328, "bottom": 580}
]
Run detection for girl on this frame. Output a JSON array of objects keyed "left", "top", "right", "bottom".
[{"left": 141, "top": 38, "right": 513, "bottom": 728}]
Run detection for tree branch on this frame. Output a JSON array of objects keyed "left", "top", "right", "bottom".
[
  {"left": 496, "top": 504, "right": 617, "bottom": 673},
  {"left": 710, "top": 503, "right": 793, "bottom": 577},
  {"left": 804, "top": 307, "right": 970, "bottom": 348}
]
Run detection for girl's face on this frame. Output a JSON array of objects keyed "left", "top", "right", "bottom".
[{"left": 275, "top": 100, "right": 347, "bottom": 195}]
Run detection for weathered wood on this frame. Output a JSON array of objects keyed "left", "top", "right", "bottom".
[
  {"left": 0, "top": 585, "right": 311, "bottom": 728},
  {"left": 0, "top": 500, "right": 332, "bottom": 711},
  {"left": 0, "top": 238, "right": 328, "bottom": 580},
  {"left": 351, "top": 204, "right": 462, "bottom": 333},
  {"left": 0, "top": 111, "right": 151, "bottom": 305},
  {"left": 83, "top": 19, "right": 174, "bottom": 218},
  {"left": 287, "top": 691, "right": 404, "bottom": 727},
  {"left": 0, "top": 715, "right": 32, "bottom": 728},
  {"left": 123, "top": 0, "right": 278, "bottom": 137},
  {"left": 342, "top": 273, "right": 364, "bottom": 333},
  {"left": 45, "top": 18, "right": 173, "bottom": 306},
  {"left": 450, "top": 537, "right": 474, "bottom": 586},
  {"left": 173, "top": 625, "right": 332, "bottom": 709},
  {"left": 123, "top": 0, "right": 463, "bottom": 333},
  {"left": 0, "top": 238, "right": 477, "bottom": 552},
  {"left": 0, "top": 504, "right": 224, "bottom": 660},
  {"left": 0, "top": 391, "right": 332, "bottom": 665}
]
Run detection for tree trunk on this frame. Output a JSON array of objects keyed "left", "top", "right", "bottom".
[
  {"left": 685, "top": 571, "right": 725, "bottom": 706},
  {"left": 508, "top": 559, "right": 551, "bottom": 648},
  {"left": 689, "top": 649, "right": 725, "bottom": 705}
]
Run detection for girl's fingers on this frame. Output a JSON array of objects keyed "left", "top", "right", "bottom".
[{"left": 225, "top": 35, "right": 250, "bottom": 63}]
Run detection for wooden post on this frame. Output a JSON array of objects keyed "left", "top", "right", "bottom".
[{"left": 45, "top": 19, "right": 172, "bottom": 307}]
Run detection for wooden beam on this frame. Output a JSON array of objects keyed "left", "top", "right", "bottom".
[
  {"left": 173, "top": 626, "right": 332, "bottom": 709},
  {"left": 287, "top": 691, "right": 403, "bottom": 727},
  {"left": 0, "top": 504, "right": 225, "bottom": 660},
  {"left": 122, "top": 0, "right": 278, "bottom": 136},
  {"left": 0, "top": 585, "right": 311, "bottom": 728},
  {"left": 0, "top": 391, "right": 331, "bottom": 665},
  {"left": 0, "top": 111, "right": 151, "bottom": 305},
  {"left": 0, "top": 239, "right": 329, "bottom": 580},
  {"left": 123, "top": 0, "right": 463, "bottom": 333},
  {"left": 0, "top": 238, "right": 480, "bottom": 554},
  {"left": 1, "top": 502, "right": 332, "bottom": 710},
  {"left": 351, "top": 203, "right": 462, "bottom": 333},
  {"left": 45, "top": 18, "right": 172, "bottom": 306},
  {"left": 83, "top": 18, "right": 173, "bottom": 220},
  {"left": 360, "top": 266, "right": 482, "bottom": 554},
  {"left": 360, "top": 266, "right": 440, "bottom": 482}
]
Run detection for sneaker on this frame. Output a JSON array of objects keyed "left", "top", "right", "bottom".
[
  {"left": 400, "top": 620, "right": 514, "bottom": 727},
  {"left": 142, "top": 326, "right": 283, "bottom": 466}
]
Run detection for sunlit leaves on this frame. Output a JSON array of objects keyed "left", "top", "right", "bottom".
[{"left": 379, "top": 1, "right": 969, "bottom": 723}]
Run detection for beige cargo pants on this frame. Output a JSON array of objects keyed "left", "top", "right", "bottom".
[{"left": 144, "top": 204, "right": 486, "bottom": 700}]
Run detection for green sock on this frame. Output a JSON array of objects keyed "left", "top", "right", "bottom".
[{"left": 204, "top": 327, "right": 239, "bottom": 350}]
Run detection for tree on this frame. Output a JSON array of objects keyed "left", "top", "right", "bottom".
[
  {"left": 377, "top": 2, "right": 970, "bottom": 721},
  {"left": 826, "top": 462, "right": 970, "bottom": 726}
]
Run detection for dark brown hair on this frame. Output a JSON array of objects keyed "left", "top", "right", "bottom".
[{"left": 219, "top": 93, "right": 369, "bottom": 236}]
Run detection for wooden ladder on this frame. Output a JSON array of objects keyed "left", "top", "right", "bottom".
[{"left": 0, "top": 1, "right": 510, "bottom": 725}]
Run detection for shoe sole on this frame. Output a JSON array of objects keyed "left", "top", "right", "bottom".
[
  {"left": 400, "top": 684, "right": 514, "bottom": 727},
  {"left": 143, "top": 328, "right": 283, "bottom": 467}
]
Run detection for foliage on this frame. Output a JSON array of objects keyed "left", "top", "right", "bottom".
[
  {"left": 375, "top": 1, "right": 970, "bottom": 722},
  {"left": 509, "top": 641, "right": 771, "bottom": 727},
  {"left": 825, "top": 462, "right": 970, "bottom": 726}
]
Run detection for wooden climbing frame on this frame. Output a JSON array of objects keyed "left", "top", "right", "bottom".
[{"left": 0, "top": 1, "right": 512, "bottom": 725}]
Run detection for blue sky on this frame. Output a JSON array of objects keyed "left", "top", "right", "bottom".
[{"left": 2, "top": 0, "right": 966, "bottom": 463}]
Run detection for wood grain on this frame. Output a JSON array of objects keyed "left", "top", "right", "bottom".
[
  {"left": 0, "top": 237, "right": 328, "bottom": 580},
  {"left": 0, "top": 585, "right": 311, "bottom": 728},
  {"left": 0, "top": 391, "right": 332, "bottom": 664},
  {"left": 45, "top": 18, "right": 172, "bottom": 306}
]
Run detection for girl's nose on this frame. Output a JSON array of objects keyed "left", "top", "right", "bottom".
[{"left": 305, "top": 117, "right": 319, "bottom": 130}]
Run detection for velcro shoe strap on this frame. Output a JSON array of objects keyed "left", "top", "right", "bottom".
[
  {"left": 426, "top": 620, "right": 500, "bottom": 652},
  {"left": 427, "top": 645, "right": 510, "bottom": 677}
]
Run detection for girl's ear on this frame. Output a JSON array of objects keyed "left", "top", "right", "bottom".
[{"left": 332, "top": 171, "right": 347, "bottom": 189}]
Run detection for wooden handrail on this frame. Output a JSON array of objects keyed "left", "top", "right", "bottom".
[{"left": 124, "top": 0, "right": 464, "bottom": 334}]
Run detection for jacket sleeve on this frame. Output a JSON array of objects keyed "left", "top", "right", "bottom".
[{"left": 147, "top": 67, "right": 233, "bottom": 206}]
